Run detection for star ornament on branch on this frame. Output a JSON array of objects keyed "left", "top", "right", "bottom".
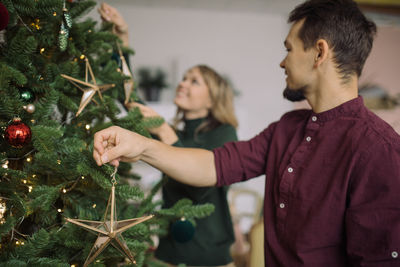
[
  {"left": 117, "top": 42, "right": 134, "bottom": 104},
  {"left": 66, "top": 183, "right": 154, "bottom": 266},
  {"left": 61, "top": 57, "right": 115, "bottom": 117}
]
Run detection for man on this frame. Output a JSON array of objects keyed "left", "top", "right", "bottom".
[{"left": 93, "top": 0, "right": 400, "bottom": 266}]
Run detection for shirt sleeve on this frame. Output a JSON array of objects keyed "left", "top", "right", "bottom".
[
  {"left": 346, "top": 141, "right": 400, "bottom": 266},
  {"left": 213, "top": 122, "right": 277, "bottom": 187}
]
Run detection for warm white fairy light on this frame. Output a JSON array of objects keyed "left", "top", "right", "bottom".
[
  {"left": 0, "top": 199, "right": 6, "bottom": 224},
  {"left": 92, "top": 204, "right": 96, "bottom": 208},
  {"left": 14, "top": 240, "right": 25, "bottom": 246},
  {"left": 63, "top": 189, "right": 67, "bottom": 193},
  {"left": 2, "top": 162, "right": 8, "bottom": 169},
  {"left": 81, "top": 176, "right": 85, "bottom": 179},
  {"left": 26, "top": 156, "right": 32, "bottom": 162},
  {"left": 57, "top": 209, "right": 62, "bottom": 213},
  {"left": 28, "top": 186, "right": 33, "bottom": 192},
  {"left": 22, "top": 179, "right": 27, "bottom": 184},
  {"left": 85, "top": 124, "right": 90, "bottom": 130}
]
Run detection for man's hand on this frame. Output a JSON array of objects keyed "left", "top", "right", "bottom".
[{"left": 93, "top": 126, "right": 148, "bottom": 166}]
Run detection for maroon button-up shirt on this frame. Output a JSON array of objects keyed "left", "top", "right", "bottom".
[{"left": 214, "top": 97, "right": 400, "bottom": 266}]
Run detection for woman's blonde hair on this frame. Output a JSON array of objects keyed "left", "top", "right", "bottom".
[{"left": 172, "top": 65, "right": 238, "bottom": 133}]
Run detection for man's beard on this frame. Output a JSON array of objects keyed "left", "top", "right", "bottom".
[{"left": 283, "top": 86, "right": 306, "bottom": 102}]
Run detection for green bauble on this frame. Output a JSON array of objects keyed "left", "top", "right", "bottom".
[
  {"left": 19, "top": 88, "right": 35, "bottom": 103},
  {"left": 171, "top": 217, "right": 195, "bottom": 243}
]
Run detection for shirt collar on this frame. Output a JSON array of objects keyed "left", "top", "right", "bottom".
[{"left": 310, "top": 96, "right": 364, "bottom": 123}]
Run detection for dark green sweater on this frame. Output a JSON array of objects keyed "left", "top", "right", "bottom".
[{"left": 155, "top": 118, "right": 238, "bottom": 266}]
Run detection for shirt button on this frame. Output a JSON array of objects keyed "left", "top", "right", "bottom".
[
  {"left": 279, "top": 203, "right": 285, "bottom": 209},
  {"left": 306, "top": 136, "right": 311, "bottom": 142},
  {"left": 311, "top": 116, "right": 317, "bottom": 122},
  {"left": 392, "top": 251, "right": 398, "bottom": 258},
  {"left": 288, "top": 167, "right": 293, "bottom": 173}
]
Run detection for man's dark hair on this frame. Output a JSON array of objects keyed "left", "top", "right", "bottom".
[{"left": 289, "top": 0, "right": 376, "bottom": 80}]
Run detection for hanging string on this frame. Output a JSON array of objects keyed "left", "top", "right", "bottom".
[{"left": 110, "top": 165, "right": 117, "bottom": 185}]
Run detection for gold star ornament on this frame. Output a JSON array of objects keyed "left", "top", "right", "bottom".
[
  {"left": 61, "top": 57, "right": 115, "bottom": 117},
  {"left": 117, "top": 43, "right": 134, "bottom": 104},
  {"left": 66, "top": 183, "right": 154, "bottom": 266}
]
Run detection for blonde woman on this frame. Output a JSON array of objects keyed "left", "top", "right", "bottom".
[
  {"left": 99, "top": 4, "right": 238, "bottom": 265},
  {"left": 127, "top": 65, "right": 238, "bottom": 267}
]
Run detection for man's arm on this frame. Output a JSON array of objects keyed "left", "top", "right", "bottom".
[
  {"left": 346, "top": 141, "right": 400, "bottom": 265},
  {"left": 93, "top": 126, "right": 216, "bottom": 187}
]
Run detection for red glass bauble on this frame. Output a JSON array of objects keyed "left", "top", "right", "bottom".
[
  {"left": 0, "top": 2, "right": 9, "bottom": 31},
  {"left": 4, "top": 118, "right": 32, "bottom": 148}
]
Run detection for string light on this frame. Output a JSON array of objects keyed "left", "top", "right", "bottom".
[
  {"left": 80, "top": 54, "right": 85, "bottom": 60},
  {"left": 57, "top": 209, "right": 62, "bottom": 213},
  {"left": 26, "top": 156, "right": 32, "bottom": 163},
  {"left": 57, "top": 160, "right": 61, "bottom": 165},
  {"left": 30, "top": 19, "right": 41, "bottom": 30},
  {"left": 85, "top": 124, "right": 90, "bottom": 130},
  {"left": 1, "top": 161, "right": 8, "bottom": 169},
  {"left": 22, "top": 179, "right": 27, "bottom": 184},
  {"left": 81, "top": 176, "right": 85, "bottom": 180},
  {"left": 0, "top": 199, "right": 6, "bottom": 224},
  {"left": 53, "top": 11, "right": 57, "bottom": 16},
  {"left": 15, "top": 240, "right": 24, "bottom": 246},
  {"left": 92, "top": 204, "right": 96, "bottom": 208},
  {"left": 40, "top": 48, "right": 45, "bottom": 54},
  {"left": 28, "top": 186, "right": 33, "bottom": 192},
  {"left": 62, "top": 189, "right": 67, "bottom": 193}
]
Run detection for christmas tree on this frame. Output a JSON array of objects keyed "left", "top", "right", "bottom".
[{"left": 0, "top": 0, "right": 213, "bottom": 266}]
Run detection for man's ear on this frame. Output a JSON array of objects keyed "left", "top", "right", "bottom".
[{"left": 314, "top": 39, "right": 329, "bottom": 67}]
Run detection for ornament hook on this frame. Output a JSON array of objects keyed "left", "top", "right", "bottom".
[{"left": 111, "top": 165, "right": 117, "bottom": 185}]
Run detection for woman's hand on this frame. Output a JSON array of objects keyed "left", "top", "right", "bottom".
[
  {"left": 126, "top": 102, "right": 161, "bottom": 118},
  {"left": 126, "top": 102, "right": 179, "bottom": 145},
  {"left": 98, "top": 3, "right": 129, "bottom": 47}
]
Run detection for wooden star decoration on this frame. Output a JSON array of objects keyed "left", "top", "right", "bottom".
[
  {"left": 65, "top": 184, "right": 154, "bottom": 266},
  {"left": 61, "top": 57, "right": 115, "bottom": 117},
  {"left": 117, "top": 43, "right": 134, "bottom": 104}
]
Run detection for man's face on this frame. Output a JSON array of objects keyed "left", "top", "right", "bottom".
[{"left": 280, "top": 20, "right": 315, "bottom": 102}]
